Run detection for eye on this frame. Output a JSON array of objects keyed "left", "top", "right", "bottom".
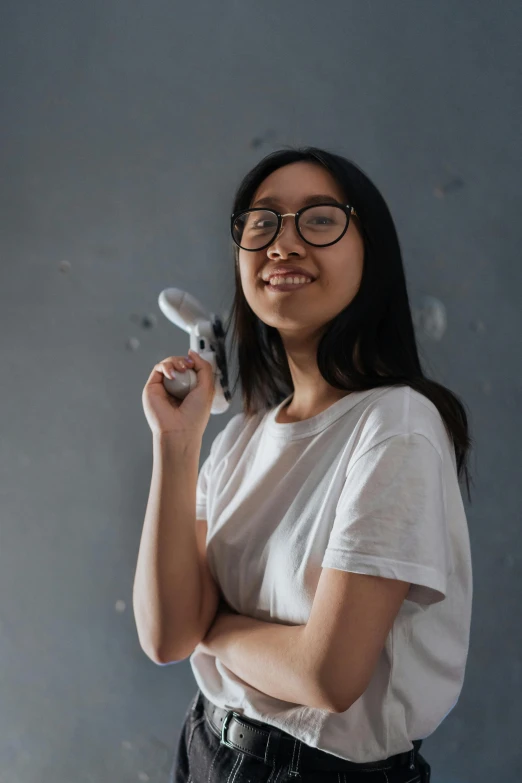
[
  {"left": 308, "top": 216, "right": 333, "bottom": 225},
  {"left": 252, "top": 218, "right": 277, "bottom": 230}
]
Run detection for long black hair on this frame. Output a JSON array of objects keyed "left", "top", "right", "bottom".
[{"left": 223, "top": 146, "right": 473, "bottom": 501}]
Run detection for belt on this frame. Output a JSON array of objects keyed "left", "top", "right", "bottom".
[{"left": 201, "top": 694, "right": 425, "bottom": 775}]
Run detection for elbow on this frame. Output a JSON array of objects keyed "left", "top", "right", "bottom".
[
  {"left": 324, "top": 684, "right": 363, "bottom": 714},
  {"left": 136, "top": 638, "right": 169, "bottom": 666},
  {"left": 138, "top": 642, "right": 182, "bottom": 666},
  {"left": 314, "top": 666, "right": 363, "bottom": 714},
  {"left": 135, "top": 630, "right": 185, "bottom": 665},
  {"left": 132, "top": 580, "right": 209, "bottom": 665},
  {"left": 148, "top": 646, "right": 174, "bottom": 665},
  {"left": 317, "top": 682, "right": 360, "bottom": 713},
  {"left": 134, "top": 615, "right": 201, "bottom": 665},
  {"left": 153, "top": 634, "right": 201, "bottom": 665},
  {"left": 154, "top": 648, "right": 183, "bottom": 665}
]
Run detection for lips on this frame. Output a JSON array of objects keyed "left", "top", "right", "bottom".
[
  {"left": 262, "top": 266, "right": 317, "bottom": 283},
  {"left": 264, "top": 278, "right": 313, "bottom": 284},
  {"left": 263, "top": 278, "right": 313, "bottom": 285},
  {"left": 265, "top": 279, "right": 315, "bottom": 292}
]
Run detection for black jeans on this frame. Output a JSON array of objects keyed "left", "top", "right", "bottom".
[{"left": 170, "top": 689, "right": 431, "bottom": 783}]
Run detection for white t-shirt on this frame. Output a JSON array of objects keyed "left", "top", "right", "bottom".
[{"left": 189, "top": 385, "right": 473, "bottom": 763}]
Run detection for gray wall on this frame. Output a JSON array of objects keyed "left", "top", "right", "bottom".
[{"left": 1, "top": 1, "right": 520, "bottom": 781}]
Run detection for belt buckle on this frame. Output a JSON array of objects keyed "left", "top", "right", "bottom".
[{"left": 221, "top": 710, "right": 243, "bottom": 749}]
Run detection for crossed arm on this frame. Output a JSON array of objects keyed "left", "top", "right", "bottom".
[
  {"left": 199, "top": 605, "right": 333, "bottom": 710},
  {"left": 198, "top": 568, "right": 411, "bottom": 713}
]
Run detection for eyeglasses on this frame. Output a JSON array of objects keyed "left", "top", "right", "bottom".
[{"left": 231, "top": 202, "right": 359, "bottom": 252}]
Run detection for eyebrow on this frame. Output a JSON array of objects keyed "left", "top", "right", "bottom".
[{"left": 251, "top": 193, "right": 341, "bottom": 209}]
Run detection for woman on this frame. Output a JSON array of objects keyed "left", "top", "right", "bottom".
[{"left": 171, "top": 146, "right": 473, "bottom": 781}]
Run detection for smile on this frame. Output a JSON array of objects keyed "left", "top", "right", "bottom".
[{"left": 264, "top": 279, "right": 315, "bottom": 293}]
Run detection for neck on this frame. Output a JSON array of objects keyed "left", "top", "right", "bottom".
[{"left": 282, "top": 342, "right": 349, "bottom": 420}]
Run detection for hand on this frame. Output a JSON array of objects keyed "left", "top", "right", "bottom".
[
  {"left": 199, "top": 596, "right": 237, "bottom": 655},
  {"left": 142, "top": 350, "right": 215, "bottom": 440}
]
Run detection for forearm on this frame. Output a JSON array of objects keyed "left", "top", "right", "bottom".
[
  {"left": 200, "top": 610, "right": 334, "bottom": 711},
  {"left": 133, "top": 436, "right": 203, "bottom": 662}
]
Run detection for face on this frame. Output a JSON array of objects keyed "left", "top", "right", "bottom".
[{"left": 237, "top": 161, "right": 365, "bottom": 347}]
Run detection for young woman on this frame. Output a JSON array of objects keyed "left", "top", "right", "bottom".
[{"left": 139, "top": 146, "right": 473, "bottom": 782}]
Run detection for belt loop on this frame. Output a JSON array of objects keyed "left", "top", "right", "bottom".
[
  {"left": 409, "top": 739, "right": 422, "bottom": 770},
  {"left": 264, "top": 726, "right": 282, "bottom": 766},
  {"left": 286, "top": 737, "right": 302, "bottom": 779}
]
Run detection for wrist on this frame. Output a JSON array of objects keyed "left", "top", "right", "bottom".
[
  {"left": 153, "top": 432, "right": 201, "bottom": 457},
  {"left": 201, "top": 605, "right": 233, "bottom": 653}
]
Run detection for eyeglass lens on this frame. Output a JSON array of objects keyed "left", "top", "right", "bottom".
[{"left": 232, "top": 205, "right": 349, "bottom": 250}]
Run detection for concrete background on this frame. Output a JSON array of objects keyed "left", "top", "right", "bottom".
[{"left": 1, "top": 1, "right": 520, "bottom": 780}]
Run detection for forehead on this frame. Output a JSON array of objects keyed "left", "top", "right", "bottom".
[{"left": 251, "top": 161, "right": 345, "bottom": 208}]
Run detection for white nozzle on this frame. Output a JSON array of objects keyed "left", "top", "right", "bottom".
[{"left": 158, "top": 288, "right": 209, "bottom": 333}]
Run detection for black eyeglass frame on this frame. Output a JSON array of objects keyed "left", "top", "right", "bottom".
[{"left": 230, "top": 202, "right": 359, "bottom": 252}]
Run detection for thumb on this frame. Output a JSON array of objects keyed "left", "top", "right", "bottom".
[{"left": 188, "top": 349, "right": 214, "bottom": 380}]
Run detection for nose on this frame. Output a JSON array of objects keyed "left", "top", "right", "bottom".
[{"left": 269, "top": 213, "right": 303, "bottom": 253}]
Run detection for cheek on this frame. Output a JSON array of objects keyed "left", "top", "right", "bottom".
[
  {"left": 238, "top": 254, "right": 263, "bottom": 289},
  {"left": 237, "top": 265, "right": 263, "bottom": 310},
  {"left": 350, "top": 254, "right": 364, "bottom": 288},
  {"left": 317, "top": 261, "right": 363, "bottom": 309},
  {"left": 330, "top": 237, "right": 364, "bottom": 288},
  {"left": 322, "top": 246, "right": 363, "bottom": 287}
]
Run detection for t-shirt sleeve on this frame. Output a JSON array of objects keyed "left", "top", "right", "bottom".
[
  {"left": 195, "top": 452, "right": 212, "bottom": 520},
  {"left": 195, "top": 429, "right": 225, "bottom": 520},
  {"left": 321, "top": 433, "right": 452, "bottom": 606}
]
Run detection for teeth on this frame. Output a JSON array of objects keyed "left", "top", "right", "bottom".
[{"left": 269, "top": 276, "right": 313, "bottom": 285}]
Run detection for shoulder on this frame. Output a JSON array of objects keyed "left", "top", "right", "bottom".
[
  {"left": 352, "top": 385, "right": 450, "bottom": 462},
  {"left": 210, "top": 410, "right": 258, "bottom": 460}
]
